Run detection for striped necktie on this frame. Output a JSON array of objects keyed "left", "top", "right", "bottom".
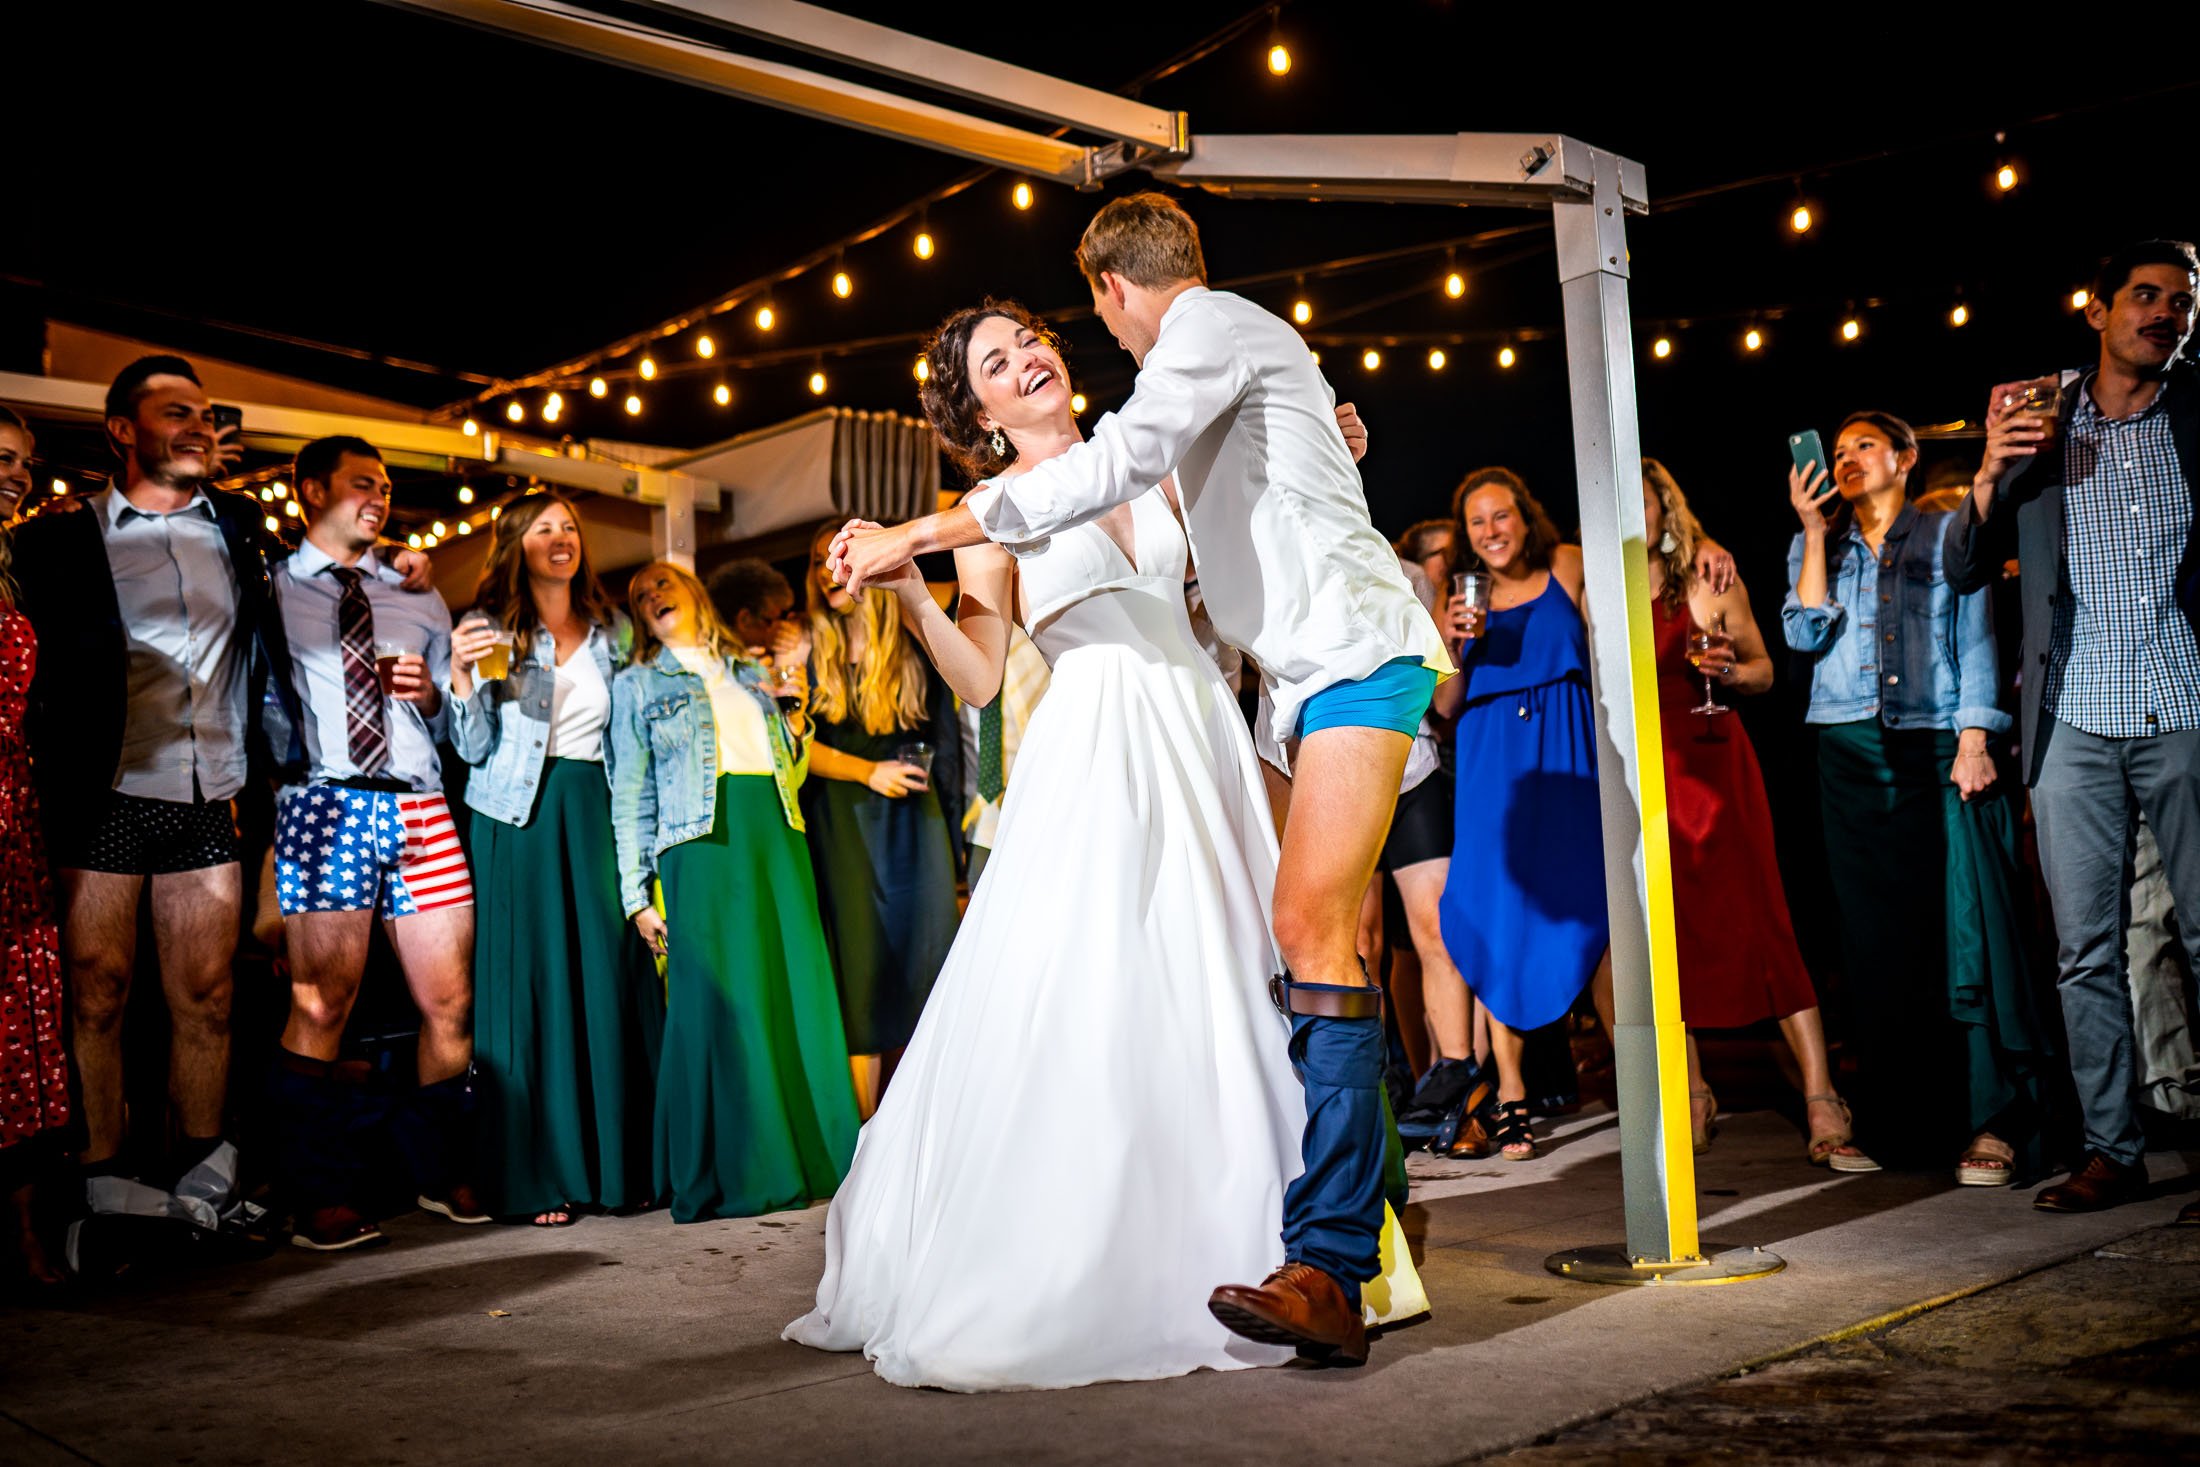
[{"left": 330, "top": 567, "right": 389, "bottom": 773}]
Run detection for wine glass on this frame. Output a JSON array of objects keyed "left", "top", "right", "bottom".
[{"left": 1687, "top": 611, "right": 1733, "bottom": 717}]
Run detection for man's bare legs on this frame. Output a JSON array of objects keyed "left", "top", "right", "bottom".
[
  {"left": 150, "top": 865, "right": 240, "bottom": 1143},
  {"left": 284, "top": 905, "right": 473, "bottom": 1078},
  {"left": 282, "top": 910, "right": 377, "bottom": 1062},
  {"left": 58, "top": 870, "right": 144, "bottom": 1166},
  {"left": 1271, "top": 726, "right": 1412, "bottom": 989}
]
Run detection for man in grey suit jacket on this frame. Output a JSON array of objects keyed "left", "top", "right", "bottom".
[{"left": 1945, "top": 239, "right": 2199, "bottom": 1216}]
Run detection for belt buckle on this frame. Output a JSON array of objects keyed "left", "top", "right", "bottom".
[{"left": 1268, "top": 974, "right": 1289, "bottom": 1015}]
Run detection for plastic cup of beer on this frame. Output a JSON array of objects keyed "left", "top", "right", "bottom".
[
  {"left": 374, "top": 638, "right": 417, "bottom": 695},
  {"left": 476, "top": 630, "right": 515, "bottom": 681},
  {"left": 897, "top": 741, "right": 934, "bottom": 780}
]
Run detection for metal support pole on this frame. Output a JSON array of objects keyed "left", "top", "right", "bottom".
[
  {"left": 1546, "top": 151, "right": 1781, "bottom": 1287},
  {"left": 649, "top": 470, "right": 697, "bottom": 570}
]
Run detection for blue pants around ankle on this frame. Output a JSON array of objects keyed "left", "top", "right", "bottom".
[{"left": 1279, "top": 988, "right": 1387, "bottom": 1309}]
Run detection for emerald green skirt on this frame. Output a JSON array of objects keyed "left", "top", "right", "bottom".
[
  {"left": 656, "top": 775, "right": 859, "bottom": 1222},
  {"left": 473, "top": 758, "right": 662, "bottom": 1217}
]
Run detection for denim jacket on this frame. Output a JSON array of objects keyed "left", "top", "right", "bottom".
[
  {"left": 607, "top": 644, "right": 811, "bottom": 918},
  {"left": 1782, "top": 503, "right": 2011, "bottom": 734},
  {"left": 450, "top": 614, "right": 633, "bottom": 827}
]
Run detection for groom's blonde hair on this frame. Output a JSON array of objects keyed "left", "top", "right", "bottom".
[{"left": 1076, "top": 192, "right": 1207, "bottom": 291}]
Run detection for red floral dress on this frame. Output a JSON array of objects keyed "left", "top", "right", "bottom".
[{"left": 0, "top": 606, "right": 68, "bottom": 1149}]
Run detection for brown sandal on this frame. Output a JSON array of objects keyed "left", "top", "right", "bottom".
[
  {"left": 1805, "top": 1094, "right": 1880, "bottom": 1172},
  {"left": 1955, "top": 1133, "right": 2016, "bottom": 1187}
]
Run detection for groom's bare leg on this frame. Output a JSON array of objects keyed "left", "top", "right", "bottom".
[{"left": 1271, "top": 726, "right": 1412, "bottom": 989}]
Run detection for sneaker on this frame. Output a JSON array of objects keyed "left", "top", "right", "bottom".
[
  {"left": 291, "top": 1205, "right": 389, "bottom": 1252},
  {"left": 417, "top": 1185, "right": 492, "bottom": 1225}
]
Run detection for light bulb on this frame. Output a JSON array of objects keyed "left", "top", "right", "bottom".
[
  {"left": 624, "top": 394, "right": 642, "bottom": 416},
  {"left": 912, "top": 357, "right": 929, "bottom": 383},
  {"left": 914, "top": 230, "right": 935, "bottom": 260},
  {"left": 1744, "top": 328, "right": 1764, "bottom": 352},
  {"left": 1012, "top": 181, "right": 1033, "bottom": 211},
  {"left": 1841, "top": 318, "right": 1861, "bottom": 341},
  {"left": 1652, "top": 337, "right": 1673, "bottom": 359},
  {"left": 1309, "top": 350, "right": 1321, "bottom": 365},
  {"left": 696, "top": 335, "right": 715, "bottom": 358},
  {"left": 756, "top": 304, "right": 776, "bottom": 331},
  {"left": 639, "top": 357, "right": 657, "bottom": 380},
  {"left": 1497, "top": 345, "right": 1517, "bottom": 368},
  {"left": 431, "top": 520, "right": 448, "bottom": 538},
  {"left": 1790, "top": 204, "right": 1813, "bottom": 234},
  {"left": 407, "top": 533, "right": 422, "bottom": 549},
  {"left": 714, "top": 383, "right": 732, "bottom": 406},
  {"left": 283, "top": 499, "right": 299, "bottom": 518},
  {"left": 546, "top": 392, "right": 563, "bottom": 414},
  {"left": 1267, "top": 43, "right": 1291, "bottom": 75},
  {"left": 457, "top": 521, "right": 472, "bottom": 536},
  {"left": 1995, "top": 164, "right": 2017, "bottom": 191},
  {"left": 1444, "top": 272, "right": 1466, "bottom": 299},
  {"left": 1427, "top": 348, "right": 1447, "bottom": 370},
  {"left": 2071, "top": 289, "right": 2089, "bottom": 309},
  {"left": 457, "top": 485, "right": 474, "bottom": 504},
  {"left": 1950, "top": 304, "right": 1970, "bottom": 327},
  {"left": 272, "top": 482, "right": 289, "bottom": 499},
  {"left": 808, "top": 370, "right": 828, "bottom": 396},
  {"left": 505, "top": 401, "right": 524, "bottom": 423},
  {"left": 1292, "top": 299, "right": 1312, "bottom": 325},
  {"left": 264, "top": 514, "right": 279, "bottom": 532},
  {"left": 260, "top": 487, "right": 274, "bottom": 502},
  {"left": 49, "top": 479, "right": 67, "bottom": 495},
  {"left": 462, "top": 419, "right": 479, "bottom": 437},
  {"left": 1361, "top": 348, "right": 1381, "bottom": 371},
  {"left": 423, "top": 533, "right": 438, "bottom": 548},
  {"left": 1071, "top": 392, "right": 1088, "bottom": 413},
  {"left": 831, "top": 271, "right": 852, "bottom": 299},
  {"left": 542, "top": 400, "right": 561, "bottom": 425},
  {"left": 588, "top": 377, "right": 608, "bottom": 398},
  {"left": 490, "top": 505, "right": 502, "bottom": 519}
]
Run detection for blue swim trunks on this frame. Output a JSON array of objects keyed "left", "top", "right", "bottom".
[{"left": 1296, "top": 656, "right": 1440, "bottom": 740}]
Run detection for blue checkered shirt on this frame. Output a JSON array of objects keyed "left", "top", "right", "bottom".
[{"left": 2043, "top": 378, "right": 2200, "bottom": 737}]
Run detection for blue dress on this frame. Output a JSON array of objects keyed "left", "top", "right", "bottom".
[{"left": 1437, "top": 577, "right": 1610, "bottom": 1032}]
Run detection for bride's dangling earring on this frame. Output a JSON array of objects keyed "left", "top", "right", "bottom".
[
  {"left": 1659, "top": 529, "right": 1678, "bottom": 554},
  {"left": 989, "top": 426, "right": 1008, "bottom": 458}
]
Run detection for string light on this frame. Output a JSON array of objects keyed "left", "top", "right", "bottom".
[
  {"left": 1071, "top": 392, "right": 1088, "bottom": 413},
  {"left": 1950, "top": 303, "right": 1970, "bottom": 327},
  {"left": 1309, "top": 350, "right": 1321, "bottom": 365},
  {"left": 542, "top": 396, "right": 561, "bottom": 425},
  {"left": 457, "top": 521, "right": 473, "bottom": 536},
  {"left": 1012, "top": 181, "right": 1033, "bottom": 211},
  {"left": 1789, "top": 203, "right": 1814, "bottom": 234},
  {"left": 505, "top": 401, "right": 525, "bottom": 423},
  {"left": 264, "top": 514, "right": 279, "bottom": 532},
  {"left": 49, "top": 479, "right": 67, "bottom": 495},
  {"left": 431, "top": 520, "right": 448, "bottom": 538},
  {"left": 272, "top": 482, "right": 289, "bottom": 499},
  {"left": 1267, "top": 42, "right": 1291, "bottom": 75},
  {"left": 808, "top": 369, "right": 828, "bottom": 396},
  {"left": 407, "top": 533, "right": 423, "bottom": 549},
  {"left": 1361, "top": 348, "right": 1381, "bottom": 371},
  {"left": 588, "top": 377, "right": 608, "bottom": 398},
  {"left": 696, "top": 335, "right": 716, "bottom": 358},
  {"left": 756, "top": 303, "right": 776, "bottom": 331},
  {"left": 1292, "top": 299, "right": 1313, "bottom": 325},
  {"left": 457, "top": 485, "right": 474, "bottom": 504},
  {"left": 1840, "top": 317, "right": 1862, "bottom": 342},
  {"left": 283, "top": 499, "right": 300, "bottom": 518},
  {"left": 1995, "top": 164, "right": 2018, "bottom": 191},
  {"left": 911, "top": 356, "right": 928, "bottom": 383},
  {"left": 1497, "top": 345, "right": 1517, "bottom": 369},
  {"left": 491, "top": 505, "right": 502, "bottom": 519},
  {"left": 714, "top": 382, "right": 732, "bottom": 406},
  {"left": 624, "top": 394, "right": 643, "bottom": 416},
  {"left": 1652, "top": 337, "right": 1673, "bottom": 359},
  {"left": 2071, "top": 288, "right": 2090, "bottom": 309},
  {"left": 1427, "top": 348, "right": 1447, "bottom": 370},
  {"left": 639, "top": 356, "right": 658, "bottom": 380},
  {"left": 423, "top": 533, "right": 439, "bottom": 549},
  {"left": 260, "top": 487, "right": 274, "bottom": 502},
  {"left": 913, "top": 229, "right": 935, "bottom": 260},
  {"left": 831, "top": 269, "right": 853, "bottom": 299},
  {"left": 1743, "top": 328, "right": 1764, "bottom": 352},
  {"left": 462, "top": 419, "right": 479, "bottom": 437}
]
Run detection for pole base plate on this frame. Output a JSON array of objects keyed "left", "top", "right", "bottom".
[{"left": 1545, "top": 1242, "right": 1786, "bottom": 1287}]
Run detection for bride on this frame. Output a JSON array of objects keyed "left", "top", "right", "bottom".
[{"left": 783, "top": 301, "right": 1416, "bottom": 1392}]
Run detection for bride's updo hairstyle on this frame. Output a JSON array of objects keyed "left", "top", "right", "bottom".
[{"left": 918, "top": 298, "right": 1066, "bottom": 484}]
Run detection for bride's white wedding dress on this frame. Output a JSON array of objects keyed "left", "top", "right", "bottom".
[{"left": 784, "top": 486, "right": 1314, "bottom": 1391}]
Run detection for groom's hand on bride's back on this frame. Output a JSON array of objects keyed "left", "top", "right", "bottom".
[{"left": 1334, "top": 402, "right": 1368, "bottom": 464}]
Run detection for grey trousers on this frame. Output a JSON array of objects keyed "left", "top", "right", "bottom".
[
  {"left": 2032, "top": 720, "right": 2200, "bottom": 1166},
  {"left": 2128, "top": 815, "right": 2200, "bottom": 1117}
]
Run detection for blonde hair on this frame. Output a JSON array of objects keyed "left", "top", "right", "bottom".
[
  {"left": 1075, "top": 191, "right": 1208, "bottom": 291},
  {"left": 805, "top": 526, "right": 928, "bottom": 734},
  {"left": 1641, "top": 457, "right": 1706, "bottom": 611},
  {"left": 627, "top": 560, "right": 737, "bottom": 667}
]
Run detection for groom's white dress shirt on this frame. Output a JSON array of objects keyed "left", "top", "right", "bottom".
[{"left": 962, "top": 286, "right": 1451, "bottom": 751}]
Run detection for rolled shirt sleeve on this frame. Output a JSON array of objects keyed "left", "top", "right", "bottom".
[
  {"left": 1952, "top": 582, "right": 2013, "bottom": 735},
  {"left": 1780, "top": 532, "right": 1846, "bottom": 653}
]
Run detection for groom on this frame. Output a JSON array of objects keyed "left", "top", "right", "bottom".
[{"left": 831, "top": 191, "right": 1450, "bottom": 1367}]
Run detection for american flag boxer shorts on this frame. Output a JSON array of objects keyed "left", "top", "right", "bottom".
[{"left": 275, "top": 785, "right": 474, "bottom": 918}]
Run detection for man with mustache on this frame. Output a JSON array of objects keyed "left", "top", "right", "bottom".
[
  {"left": 13, "top": 356, "right": 305, "bottom": 1211},
  {"left": 1949, "top": 239, "right": 2200, "bottom": 1218},
  {"left": 267, "top": 435, "right": 482, "bottom": 1250}
]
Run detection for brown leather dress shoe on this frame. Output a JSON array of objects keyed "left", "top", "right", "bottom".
[
  {"left": 1208, "top": 1262, "right": 1368, "bottom": 1366},
  {"left": 2033, "top": 1153, "right": 2147, "bottom": 1213}
]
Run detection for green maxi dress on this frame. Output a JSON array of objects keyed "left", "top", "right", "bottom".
[
  {"left": 473, "top": 757, "right": 663, "bottom": 1218},
  {"left": 656, "top": 774, "right": 859, "bottom": 1222}
]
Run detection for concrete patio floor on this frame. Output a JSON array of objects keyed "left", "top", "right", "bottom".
[{"left": 4, "top": 1103, "right": 2195, "bottom": 1466}]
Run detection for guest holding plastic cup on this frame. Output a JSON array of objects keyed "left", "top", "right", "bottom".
[
  {"left": 449, "top": 492, "right": 657, "bottom": 1227},
  {"left": 1784, "top": 411, "right": 2052, "bottom": 1183},
  {"left": 800, "top": 523, "right": 960, "bottom": 1118}
]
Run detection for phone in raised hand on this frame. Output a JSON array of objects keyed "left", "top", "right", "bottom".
[{"left": 1788, "top": 429, "right": 1834, "bottom": 499}]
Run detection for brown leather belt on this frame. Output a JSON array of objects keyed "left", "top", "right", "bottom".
[{"left": 1269, "top": 975, "right": 1384, "bottom": 1020}]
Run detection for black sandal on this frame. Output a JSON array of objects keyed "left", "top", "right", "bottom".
[{"left": 1492, "top": 1100, "right": 1537, "bottom": 1161}]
